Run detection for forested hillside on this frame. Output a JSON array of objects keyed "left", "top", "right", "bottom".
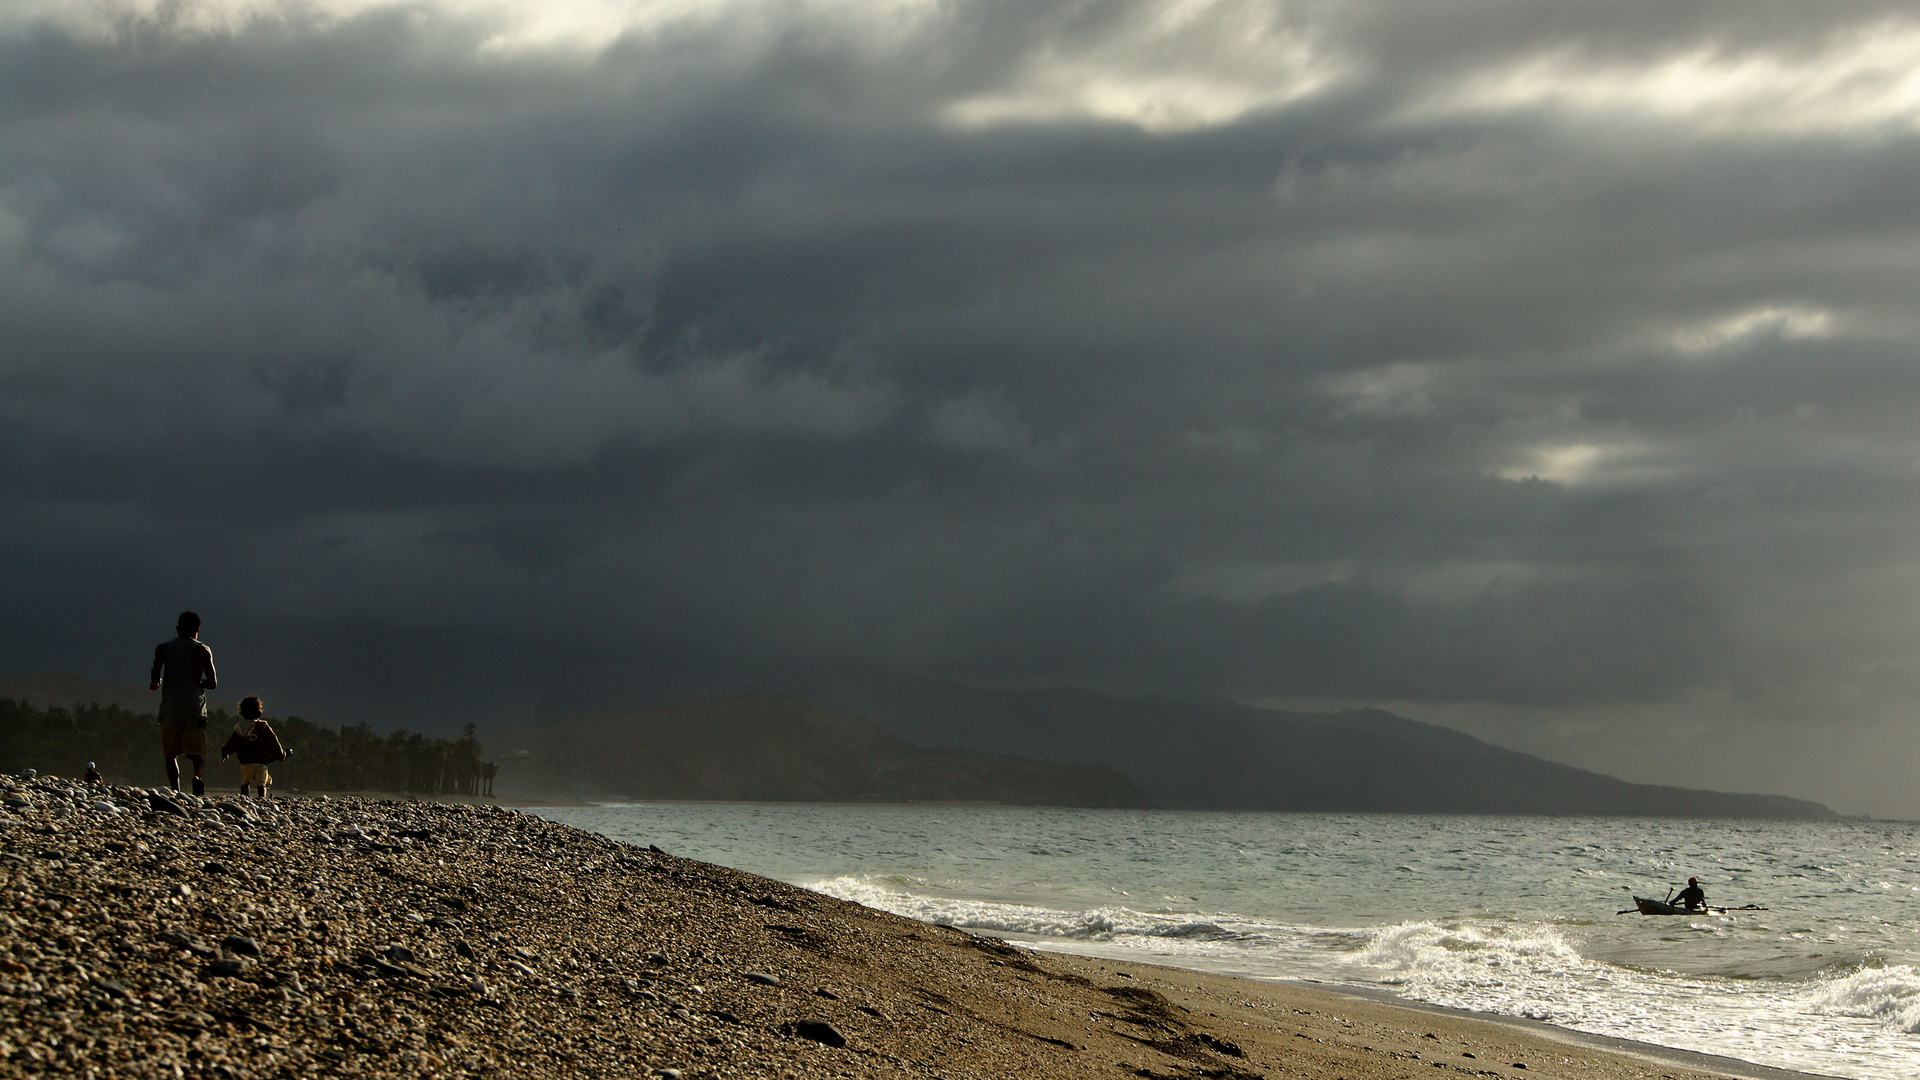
[{"left": 0, "top": 698, "right": 492, "bottom": 795}]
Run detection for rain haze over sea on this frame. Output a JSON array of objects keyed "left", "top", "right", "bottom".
[{"left": 538, "top": 803, "right": 1920, "bottom": 1080}]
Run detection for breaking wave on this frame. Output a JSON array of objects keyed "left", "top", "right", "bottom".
[
  {"left": 1803, "top": 963, "right": 1920, "bottom": 1034},
  {"left": 806, "top": 875, "right": 1268, "bottom": 943}
]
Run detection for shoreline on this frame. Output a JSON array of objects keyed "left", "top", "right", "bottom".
[
  {"left": 1019, "top": 947, "right": 1841, "bottom": 1080},
  {"left": 1305, "top": 984, "right": 1838, "bottom": 1080},
  {"left": 0, "top": 775, "right": 1835, "bottom": 1080},
  {"left": 1038, "top": 953, "right": 1839, "bottom": 1080}
]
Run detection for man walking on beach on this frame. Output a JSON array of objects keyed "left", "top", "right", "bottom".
[{"left": 150, "top": 610, "right": 217, "bottom": 795}]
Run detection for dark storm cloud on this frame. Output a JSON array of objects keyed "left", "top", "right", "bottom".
[{"left": 8, "top": 0, "right": 1920, "bottom": 811}]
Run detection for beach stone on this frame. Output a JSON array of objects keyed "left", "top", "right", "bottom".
[
  {"left": 92, "top": 978, "right": 131, "bottom": 999},
  {"left": 385, "top": 944, "right": 416, "bottom": 964},
  {"left": 786, "top": 1019, "right": 848, "bottom": 1048},
  {"left": 205, "top": 957, "right": 252, "bottom": 978},
  {"left": 203, "top": 860, "right": 228, "bottom": 874},
  {"left": 1195, "top": 1032, "right": 1244, "bottom": 1057},
  {"left": 743, "top": 970, "right": 780, "bottom": 986},
  {"left": 147, "top": 793, "right": 186, "bottom": 816},
  {"left": 222, "top": 934, "right": 261, "bottom": 957},
  {"left": 365, "top": 955, "right": 409, "bottom": 978}
]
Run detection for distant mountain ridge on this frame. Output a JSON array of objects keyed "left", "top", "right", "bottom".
[
  {"left": 480, "top": 692, "right": 1152, "bottom": 807},
  {"left": 795, "top": 674, "right": 1840, "bottom": 820}
]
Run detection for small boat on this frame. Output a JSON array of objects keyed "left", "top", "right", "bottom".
[{"left": 1622, "top": 896, "right": 1768, "bottom": 916}]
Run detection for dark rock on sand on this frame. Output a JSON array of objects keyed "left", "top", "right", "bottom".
[
  {"left": 787, "top": 1018, "right": 849, "bottom": 1047},
  {"left": 205, "top": 957, "right": 251, "bottom": 978}
]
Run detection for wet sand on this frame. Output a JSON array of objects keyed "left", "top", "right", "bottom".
[{"left": 0, "top": 775, "right": 1831, "bottom": 1079}]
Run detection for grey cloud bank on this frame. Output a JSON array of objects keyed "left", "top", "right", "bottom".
[{"left": 7, "top": 0, "right": 1920, "bottom": 815}]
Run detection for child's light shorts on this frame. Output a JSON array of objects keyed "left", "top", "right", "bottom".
[{"left": 240, "top": 763, "right": 272, "bottom": 787}]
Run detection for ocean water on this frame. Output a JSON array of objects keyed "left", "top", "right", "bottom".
[{"left": 529, "top": 804, "right": 1920, "bottom": 1080}]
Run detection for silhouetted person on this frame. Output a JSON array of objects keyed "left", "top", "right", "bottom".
[
  {"left": 1674, "top": 877, "right": 1706, "bottom": 911},
  {"left": 150, "top": 610, "right": 217, "bottom": 795},
  {"left": 221, "top": 695, "right": 289, "bottom": 799},
  {"left": 82, "top": 762, "right": 103, "bottom": 784}
]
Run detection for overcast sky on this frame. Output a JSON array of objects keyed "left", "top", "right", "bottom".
[{"left": 7, "top": 0, "right": 1920, "bottom": 815}]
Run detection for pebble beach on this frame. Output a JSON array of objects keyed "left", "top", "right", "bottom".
[{"left": 1, "top": 774, "right": 1816, "bottom": 1080}]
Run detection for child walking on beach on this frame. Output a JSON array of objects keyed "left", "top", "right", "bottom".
[{"left": 221, "top": 696, "right": 290, "bottom": 798}]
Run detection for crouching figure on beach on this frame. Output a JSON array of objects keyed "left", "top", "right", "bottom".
[{"left": 221, "top": 695, "right": 290, "bottom": 798}]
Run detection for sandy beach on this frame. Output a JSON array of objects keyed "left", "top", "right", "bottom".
[{"left": 0, "top": 774, "right": 1829, "bottom": 1080}]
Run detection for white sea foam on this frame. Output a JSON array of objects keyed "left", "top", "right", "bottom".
[
  {"left": 1346, "top": 920, "right": 1631, "bottom": 1024},
  {"left": 1803, "top": 963, "right": 1920, "bottom": 1033},
  {"left": 1355, "top": 920, "right": 1596, "bottom": 987},
  {"left": 806, "top": 875, "right": 1266, "bottom": 943}
]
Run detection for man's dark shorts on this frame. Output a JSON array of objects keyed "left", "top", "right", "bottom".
[{"left": 158, "top": 699, "right": 208, "bottom": 759}]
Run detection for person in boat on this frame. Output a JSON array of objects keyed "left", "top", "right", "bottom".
[{"left": 1674, "top": 877, "right": 1706, "bottom": 911}]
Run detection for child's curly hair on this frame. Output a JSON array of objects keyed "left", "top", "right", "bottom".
[{"left": 239, "top": 695, "right": 264, "bottom": 720}]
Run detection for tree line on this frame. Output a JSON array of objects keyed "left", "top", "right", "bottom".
[{"left": 0, "top": 698, "right": 496, "bottom": 796}]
